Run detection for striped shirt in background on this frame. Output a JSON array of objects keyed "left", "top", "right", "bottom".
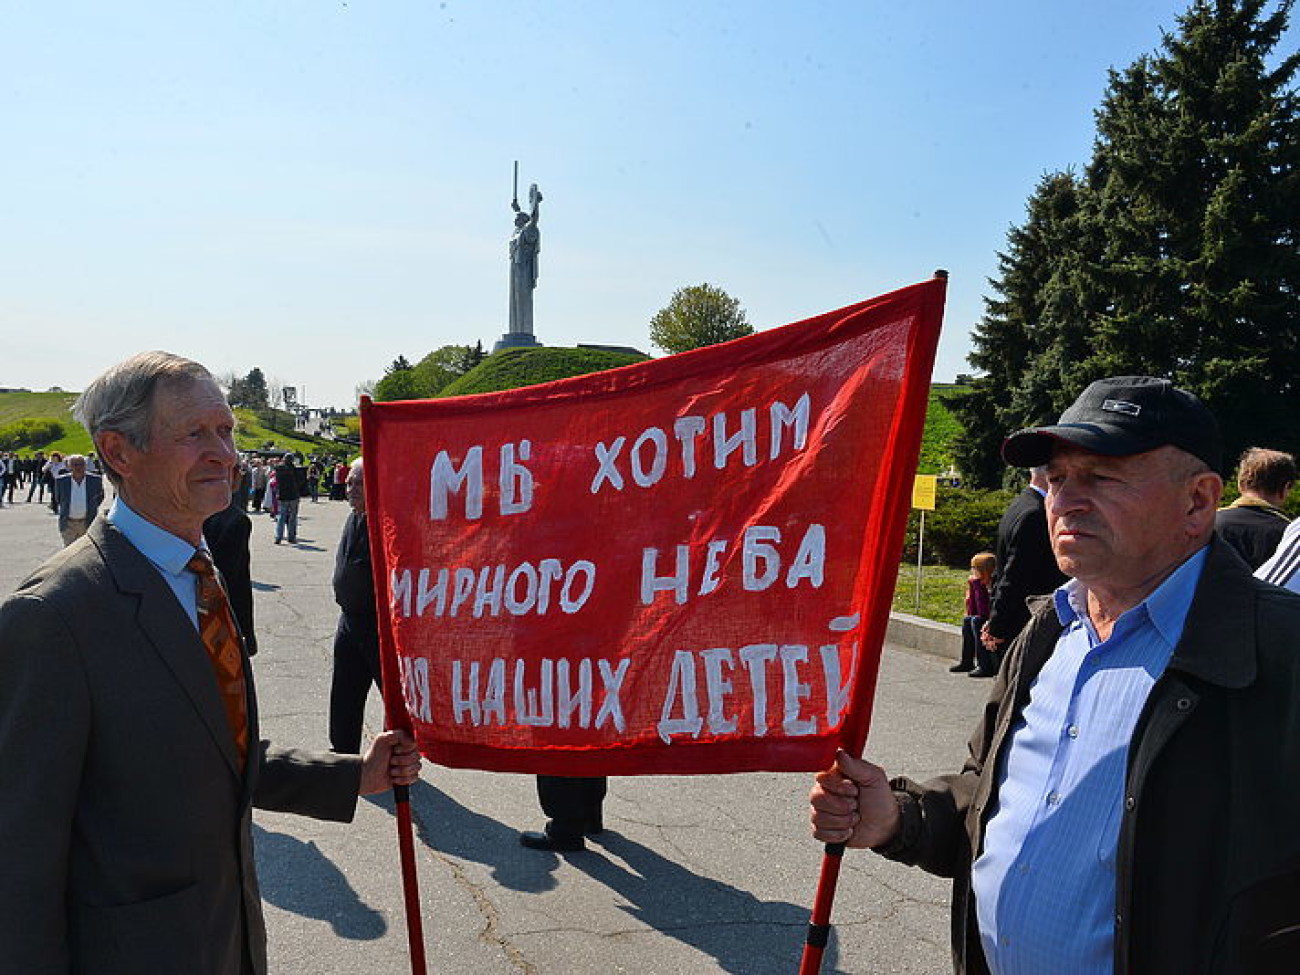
[{"left": 1255, "top": 517, "right": 1300, "bottom": 593}]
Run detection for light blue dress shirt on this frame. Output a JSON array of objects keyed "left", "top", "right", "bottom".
[
  {"left": 106, "top": 498, "right": 205, "bottom": 630},
  {"left": 971, "top": 547, "right": 1208, "bottom": 975}
]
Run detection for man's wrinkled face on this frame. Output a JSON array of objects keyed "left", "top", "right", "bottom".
[
  {"left": 346, "top": 464, "right": 365, "bottom": 513},
  {"left": 113, "top": 378, "right": 237, "bottom": 539},
  {"left": 1045, "top": 444, "right": 1215, "bottom": 593}
]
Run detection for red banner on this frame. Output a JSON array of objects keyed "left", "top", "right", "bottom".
[{"left": 361, "top": 278, "right": 945, "bottom": 775}]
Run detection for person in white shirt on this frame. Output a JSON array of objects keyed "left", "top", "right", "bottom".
[{"left": 52, "top": 454, "right": 105, "bottom": 546}]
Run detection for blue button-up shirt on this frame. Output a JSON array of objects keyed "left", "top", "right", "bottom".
[
  {"left": 970, "top": 547, "right": 1208, "bottom": 975},
  {"left": 106, "top": 498, "right": 205, "bottom": 630}
]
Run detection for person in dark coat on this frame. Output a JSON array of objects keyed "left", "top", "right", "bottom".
[
  {"left": 203, "top": 466, "right": 258, "bottom": 656},
  {"left": 273, "top": 454, "right": 308, "bottom": 544},
  {"left": 328, "top": 459, "right": 383, "bottom": 753},
  {"left": 811, "top": 376, "right": 1300, "bottom": 975},
  {"left": 1215, "top": 446, "right": 1294, "bottom": 569},
  {"left": 976, "top": 466, "right": 1067, "bottom": 675}
]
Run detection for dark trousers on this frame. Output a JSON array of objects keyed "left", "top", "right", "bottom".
[
  {"left": 328, "top": 613, "right": 383, "bottom": 753},
  {"left": 536, "top": 776, "right": 606, "bottom": 841},
  {"left": 26, "top": 473, "right": 48, "bottom": 502},
  {"left": 963, "top": 615, "right": 998, "bottom": 674},
  {"left": 958, "top": 615, "right": 983, "bottom": 668}
]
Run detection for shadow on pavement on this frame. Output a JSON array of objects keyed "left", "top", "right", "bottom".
[
  {"left": 253, "top": 824, "right": 388, "bottom": 940},
  {"left": 367, "top": 782, "right": 843, "bottom": 973},
  {"left": 570, "top": 830, "right": 844, "bottom": 975},
  {"left": 365, "top": 779, "right": 560, "bottom": 893}
]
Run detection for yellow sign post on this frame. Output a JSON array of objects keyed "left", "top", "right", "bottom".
[
  {"left": 912, "top": 475, "right": 937, "bottom": 511},
  {"left": 912, "top": 475, "right": 938, "bottom": 612}
]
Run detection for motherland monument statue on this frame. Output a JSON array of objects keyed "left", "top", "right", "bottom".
[{"left": 494, "top": 161, "right": 543, "bottom": 352}]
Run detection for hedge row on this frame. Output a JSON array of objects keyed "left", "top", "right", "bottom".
[
  {"left": 0, "top": 417, "right": 65, "bottom": 451},
  {"left": 901, "top": 487, "right": 1015, "bottom": 567}
]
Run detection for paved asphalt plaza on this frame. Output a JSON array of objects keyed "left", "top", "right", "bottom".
[{"left": 1, "top": 495, "right": 990, "bottom": 974}]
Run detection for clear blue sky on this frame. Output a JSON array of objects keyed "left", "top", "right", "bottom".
[{"left": 1, "top": 0, "right": 1253, "bottom": 408}]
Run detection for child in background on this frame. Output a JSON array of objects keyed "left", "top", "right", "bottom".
[{"left": 951, "top": 551, "right": 996, "bottom": 675}]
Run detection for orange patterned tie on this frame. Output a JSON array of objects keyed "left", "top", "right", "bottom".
[{"left": 187, "top": 549, "right": 250, "bottom": 768}]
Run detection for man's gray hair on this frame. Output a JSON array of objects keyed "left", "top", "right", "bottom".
[
  {"left": 350, "top": 457, "right": 364, "bottom": 473},
  {"left": 73, "top": 352, "right": 214, "bottom": 483}
]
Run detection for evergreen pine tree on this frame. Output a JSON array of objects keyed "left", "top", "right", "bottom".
[
  {"left": 953, "top": 171, "right": 1095, "bottom": 487},
  {"left": 961, "top": 0, "right": 1299, "bottom": 476}
]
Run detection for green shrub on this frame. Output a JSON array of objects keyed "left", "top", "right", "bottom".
[
  {"left": 902, "top": 487, "right": 1012, "bottom": 567},
  {"left": 0, "top": 417, "right": 65, "bottom": 450}
]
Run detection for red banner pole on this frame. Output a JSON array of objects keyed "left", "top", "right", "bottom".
[
  {"left": 798, "top": 841, "right": 846, "bottom": 974},
  {"left": 361, "top": 397, "right": 430, "bottom": 975},
  {"left": 393, "top": 783, "right": 428, "bottom": 975}
]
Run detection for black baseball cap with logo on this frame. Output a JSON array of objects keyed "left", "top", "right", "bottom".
[{"left": 1001, "top": 376, "right": 1223, "bottom": 474}]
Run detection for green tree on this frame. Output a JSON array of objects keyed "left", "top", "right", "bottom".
[
  {"left": 649, "top": 283, "right": 752, "bottom": 354},
  {"left": 412, "top": 345, "right": 481, "bottom": 396},
  {"left": 227, "top": 367, "right": 269, "bottom": 409},
  {"left": 1076, "top": 0, "right": 1300, "bottom": 461},
  {"left": 953, "top": 172, "right": 1098, "bottom": 487},
  {"left": 958, "top": 0, "right": 1300, "bottom": 481},
  {"left": 373, "top": 369, "right": 422, "bottom": 402}
]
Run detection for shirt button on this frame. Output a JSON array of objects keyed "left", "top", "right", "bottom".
[
  {"left": 1067, "top": 724, "right": 1080, "bottom": 738},
  {"left": 1047, "top": 791, "right": 1061, "bottom": 805}
]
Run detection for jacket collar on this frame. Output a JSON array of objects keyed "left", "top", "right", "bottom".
[
  {"left": 1028, "top": 536, "right": 1258, "bottom": 690},
  {"left": 1164, "top": 537, "right": 1257, "bottom": 689},
  {"left": 87, "top": 519, "right": 249, "bottom": 778}
]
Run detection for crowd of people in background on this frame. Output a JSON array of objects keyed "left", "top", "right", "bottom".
[
  {"left": 0, "top": 449, "right": 87, "bottom": 507},
  {"left": 1, "top": 444, "right": 359, "bottom": 558}
]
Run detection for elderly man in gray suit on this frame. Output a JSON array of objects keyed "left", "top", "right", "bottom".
[
  {"left": 0, "top": 352, "right": 421, "bottom": 975},
  {"left": 51, "top": 453, "right": 106, "bottom": 546}
]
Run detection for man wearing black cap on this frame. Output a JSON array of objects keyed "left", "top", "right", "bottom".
[{"left": 810, "top": 377, "right": 1300, "bottom": 974}]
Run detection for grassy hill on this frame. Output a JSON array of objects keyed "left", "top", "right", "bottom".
[
  {"left": 231, "top": 408, "right": 350, "bottom": 458},
  {"left": 4, "top": 367, "right": 965, "bottom": 472},
  {"left": 0, "top": 391, "right": 342, "bottom": 458},
  {"left": 917, "top": 383, "right": 968, "bottom": 475},
  {"left": 0, "top": 391, "right": 91, "bottom": 455},
  {"left": 440, "top": 346, "right": 649, "bottom": 397}
]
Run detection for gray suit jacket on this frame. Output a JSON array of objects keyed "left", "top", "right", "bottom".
[{"left": 0, "top": 519, "right": 363, "bottom": 975}]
